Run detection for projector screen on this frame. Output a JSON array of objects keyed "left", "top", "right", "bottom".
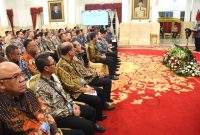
[{"left": 81, "top": 10, "right": 109, "bottom": 26}]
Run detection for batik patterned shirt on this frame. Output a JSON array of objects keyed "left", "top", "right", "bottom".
[
  {"left": 35, "top": 74, "right": 74, "bottom": 118},
  {"left": 0, "top": 89, "right": 58, "bottom": 135},
  {"left": 21, "top": 53, "right": 40, "bottom": 75},
  {"left": 18, "top": 60, "right": 32, "bottom": 81}
]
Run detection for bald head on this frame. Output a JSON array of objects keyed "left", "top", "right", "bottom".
[
  {"left": 0, "top": 62, "right": 21, "bottom": 80},
  {"left": 60, "top": 42, "right": 73, "bottom": 55}
]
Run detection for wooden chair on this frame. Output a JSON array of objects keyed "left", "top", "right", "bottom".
[{"left": 150, "top": 34, "right": 159, "bottom": 45}]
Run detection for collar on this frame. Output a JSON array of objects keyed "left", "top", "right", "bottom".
[{"left": 61, "top": 55, "right": 72, "bottom": 63}]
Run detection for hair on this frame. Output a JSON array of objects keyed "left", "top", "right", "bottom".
[
  {"left": 34, "top": 34, "right": 40, "bottom": 40},
  {"left": 76, "top": 29, "right": 81, "bottom": 35},
  {"left": 23, "top": 39, "right": 33, "bottom": 49},
  {"left": 16, "top": 31, "right": 21, "bottom": 36},
  {"left": 90, "top": 32, "right": 97, "bottom": 40},
  {"left": 60, "top": 43, "right": 72, "bottom": 55},
  {"left": 35, "top": 53, "right": 50, "bottom": 72},
  {"left": 58, "top": 29, "right": 63, "bottom": 34},
  {"left": 22, "top": 30, "right": 27, "bottom": 35},
  {"left": 54, "top": 4, "right": 58, "bottom": 7},
  {"left": 0, "top": 55, "right": 7, "bottom": 63},
  {"left": 44, "top": 32, "right": 49, "bottom": 37},
  {"left": 5, "top": 45, "right": 18, "bottom": 58}
]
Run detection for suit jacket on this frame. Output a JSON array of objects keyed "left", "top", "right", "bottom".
[
  {"left": 51, "top": 10, "right": 62, "bottom": 19},
  {"left": 56, "top": 56, "right": 84, "bottom": 99}
]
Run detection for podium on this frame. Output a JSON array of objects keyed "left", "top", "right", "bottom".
[{"left": 119, "top": 22, "right": 160, "bottom": 46}]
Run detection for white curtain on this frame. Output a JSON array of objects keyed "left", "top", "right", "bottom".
[
  {"left": 115, "top": 9, "right": 120, "bottom": 40},
  {"left": 108, "top": 10, "right": 115, "bottom": 35},
  {"left": 36, "top": 13, "right": 44, "bottom": 30}
]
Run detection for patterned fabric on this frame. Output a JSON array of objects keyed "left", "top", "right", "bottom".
[
  {"left": 14, "top": 38, "right": 26, "bottom": 54},
  {"left": 134, "top": 7, "right": 146, "bottom": 17},
  {"left": 0, "top": 89, "right": 58, "bottom": 135},
  {"left": 21, "top": 53, "right": 40, "bottom": 75},
  {"left": 56, "top": 56, "right": 83, "bottom": 99},
  {"left": 51, "top": 36, "right": 60, "bottom": 46},
  {"left": 19, "top": 60, "right": 32, "bottom": 81},
  {"left": 35, "top": 74, "right": 74, "bottom": 118},
  {"left": 72, "top": 56, "right": 97, "bottom": 83},
  {"left": 43, "top": 39, "right": 56, "bottom": 51},
  {"left": 88, "top": 40, "right": 103, "bottom": 62},
  {"left": 76, "top": 35, "right": 86, "bottom": 46},
  {"left": 37, "top": 42, "right": 48, "bottom": 53},
  {"left": 96, "top": 39, "right": 108, "bottom": 53}
]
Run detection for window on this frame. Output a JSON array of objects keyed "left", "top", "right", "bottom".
[{"left": 180, "top": 11, "right": 185, "bottom": 21}]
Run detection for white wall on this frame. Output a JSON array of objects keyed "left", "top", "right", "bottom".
[
  {"left": 122, "top": 0, "right": 198, "bottom": 23},
  {"left": 1, "top": 0, "right": 199, "bottom": 28}
]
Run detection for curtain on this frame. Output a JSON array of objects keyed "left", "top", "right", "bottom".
[
  {"left": 30, "top": 7, "right": 43, "bottom": 30},
  {"left": 115, "top": 10, "right": 119, "bottom": 40},
  {"left": 108, "top": 10, "right": 115, "bottom": 34},
  {"left": 6, "top": 9, "right": 14, "bottom": 34},
  {"left": 85, "top": 3, "right": 122, "bottom": 23}
]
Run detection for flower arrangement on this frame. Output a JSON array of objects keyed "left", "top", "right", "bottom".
[{"left": 163, "top": 45, "right": 200, "bottom": 76}]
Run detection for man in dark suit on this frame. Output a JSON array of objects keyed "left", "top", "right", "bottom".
[{"left": 51, "top": 4, "right": 62, "bottom": 19}]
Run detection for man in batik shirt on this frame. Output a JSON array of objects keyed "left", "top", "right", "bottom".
[
  {"left": 0, "top": 62, "right": 60, "bottom": 135},
  {"left": 21, "top": 39, "right": 40, "bottom": 75}
]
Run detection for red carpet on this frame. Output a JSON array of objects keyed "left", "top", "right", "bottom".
[{"left": 96, "top": 49, "right": 200, "bottom": 135}]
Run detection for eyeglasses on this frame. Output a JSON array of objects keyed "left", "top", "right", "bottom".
[
  {"left": 0, "top": 72, "right": 25, "bottom": 81},
  {"left": 46, "top": 62, "right": 56, "bottom": 66}
]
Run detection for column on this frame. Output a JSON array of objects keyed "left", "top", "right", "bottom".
[{"left": 122, "top": 0, "right": 130, "bottom": 22}]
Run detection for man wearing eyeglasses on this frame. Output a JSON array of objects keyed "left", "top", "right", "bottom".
[{"left": 0, "top": 62, "right": 62, "bottom": 135}]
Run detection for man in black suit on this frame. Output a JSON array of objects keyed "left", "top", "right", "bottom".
[{"left": 51, "top": 4, "right": 62, "bottom": 19}]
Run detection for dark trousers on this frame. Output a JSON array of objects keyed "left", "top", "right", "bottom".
[
  {"left": 89, "top": 76, "right": 112, "bottom": 102},
  {"left": 74, "top": 92, "right": 103, "bottom": 121},
  {"left": 55, "top": 116, "right": 94, "bottom": 135},
  {"left": 79, "top": 104, "right": 96, "bottom": 123},
  {"left": 80, "top": 52, "right": 89, "bottom": 66},
  {"left": 62, "top": 129, "right": 85, "bottom": 135},
  {"left": 195, "top": 38, "right": 200, "bottom": 51},
  {"left": 172, "top": 32, "right": 178, "bottom": 38},
  {"left": 95, "top": 56, "right": 116, "bottom": 76}
]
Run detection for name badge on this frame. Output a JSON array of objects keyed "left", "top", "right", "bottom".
[
  {"left": 41, "top": 122, "right": 50, "bottom": 133},
  {"left": 67, "top": 104, "right": 73, "bottom": 110}
]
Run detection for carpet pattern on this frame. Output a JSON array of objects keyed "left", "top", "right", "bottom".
[{"left": 97, "top": 49, "right": 200, "bottom": 135}]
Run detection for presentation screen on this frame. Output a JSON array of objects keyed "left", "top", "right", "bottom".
[{"left": 81, "top": 10, "right": 109, "bottom": 26}]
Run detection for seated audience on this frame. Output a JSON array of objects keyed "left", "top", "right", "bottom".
[
  {"left": 72, "top": 41, "right": 115, "bottom": 104},
  {"left": 56, "top": 42, "right": 107, "bottom": 121},
  {"left": 34, "top": 53, "right": 105, "bottom": 133},
  {"left": 0, "top": 62, "right": 61, "bottom": 135},
  {"left": 88, "top": 32, "right": 119, "bottom": 80}
]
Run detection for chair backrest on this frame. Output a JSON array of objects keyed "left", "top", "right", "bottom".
[{"left": 27, "top": 74, "right": 40, "bottom": 91}]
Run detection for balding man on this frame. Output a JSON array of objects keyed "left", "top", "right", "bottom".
[
  {"left": 0, "top": 62, "right": 86, "bottom": 135},
  {"left": 0, "top": 62, "right": 60, "bottom": 135},
  {"left": 56, "top": 42, "right": 108, "bottom": 121}
]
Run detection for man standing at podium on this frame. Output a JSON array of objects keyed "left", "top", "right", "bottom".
[{"left": 135, "top": 0, "right": 146, "bottom": 17}]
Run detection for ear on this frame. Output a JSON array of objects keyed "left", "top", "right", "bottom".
[
  {"left": 0, "top": 80, "right": 5, "bottom": 92},
  {"left": 44, "top": 66, "right": 49, "bottom": 72}
]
